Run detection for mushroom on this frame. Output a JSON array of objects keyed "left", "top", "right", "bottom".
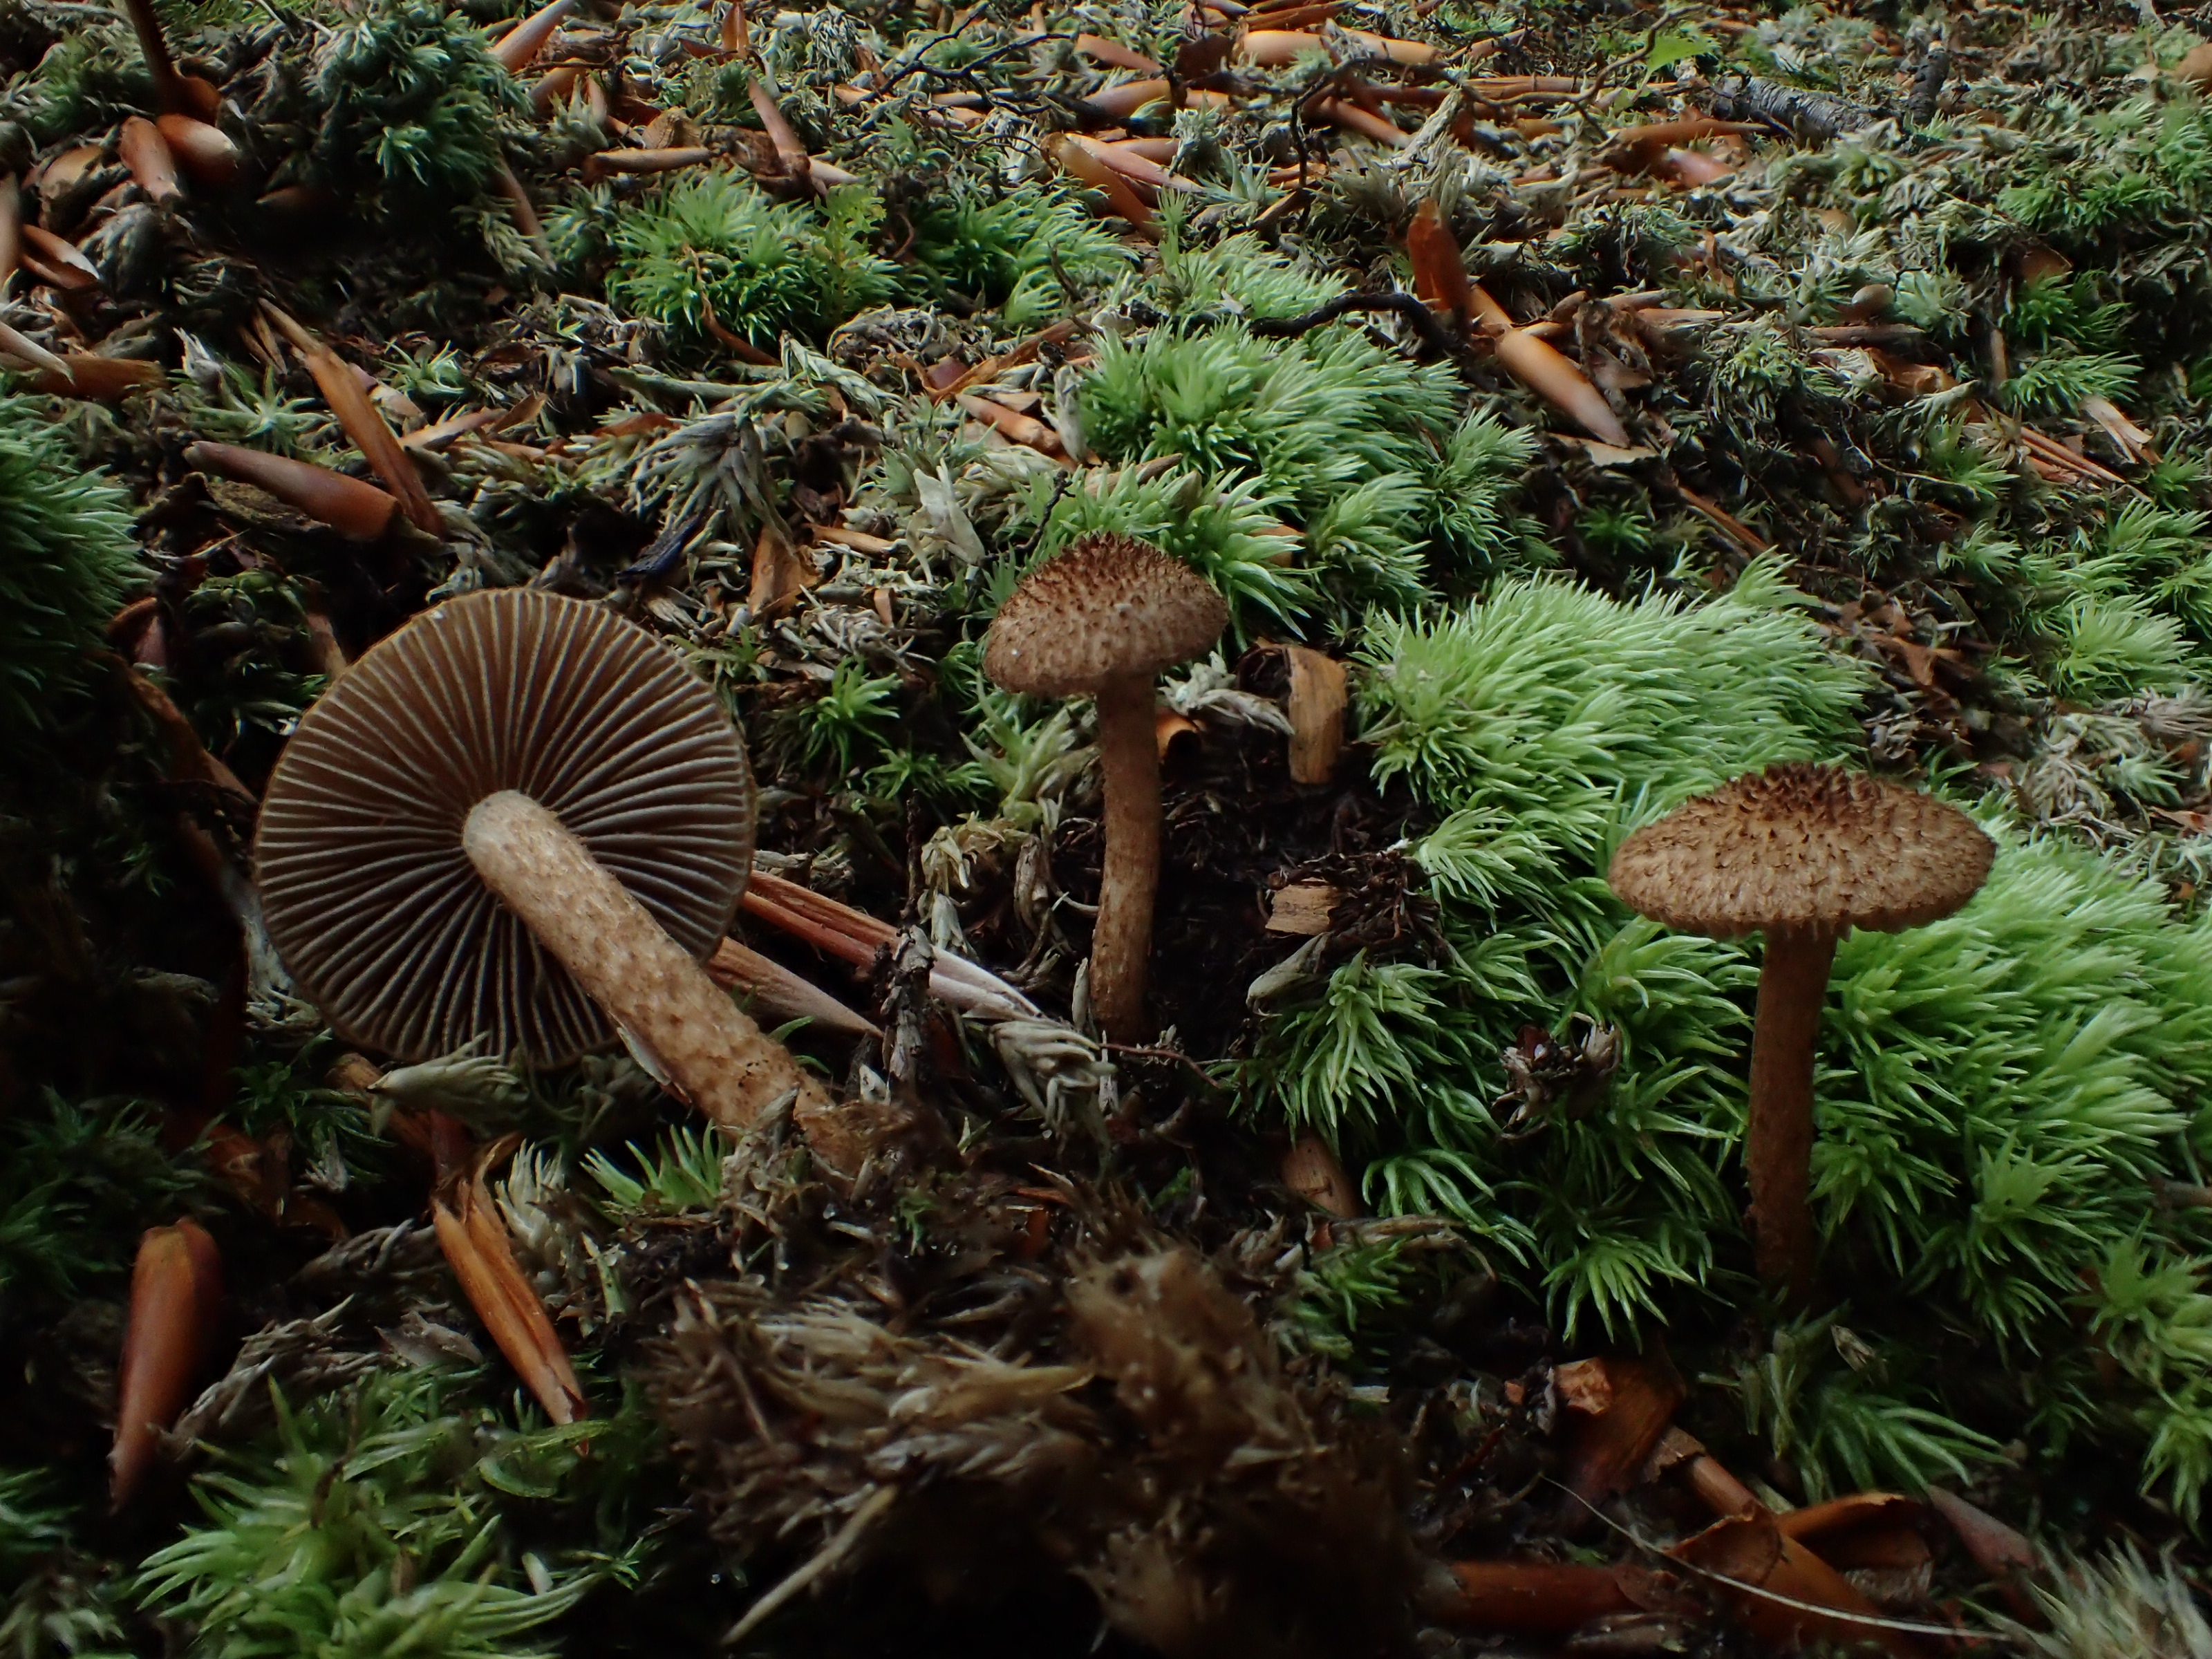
[
  {"left": 1606, "top": 763, "right": 1993, "bottom": 1304},
  {"left": 256, "top": 588, "right": 834, "bottom": 1139},
  {"left": 983, "top": 532, "right": 1228, "bottom": 1042}
]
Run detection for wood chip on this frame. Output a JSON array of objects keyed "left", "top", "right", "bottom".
[
  {"left": 708, "top": 938, "right": 881, "bottom": 1037},
  {"left": 1284, "top": 642, "right": 1347, "bottom": 784},
  {"left": 1266, "top": 879, "right": 1341, "bottom": 935},
  {"left": 747, "top": 518, "right": 818, "bottom": 616},
  {"left": 1280, "top": 1133, "right": 1361, "bottom": 1216},
  {"left": 1557, "top": 1352, "right": 1684, "bottom": 1512},
  {"left": 433, "top": 1173, "right": 587, "bottom": 1425}
]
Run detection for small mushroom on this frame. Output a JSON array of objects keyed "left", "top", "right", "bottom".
[
  {"left": 984, "top": 532, "right": 1227, "bottom": 1042},
  {"left": 256, "top": 588, "right": 831, "bottom": 1136},
  {"left": 1606, "top": 763, "right": 1993, "bottom": 1304}
]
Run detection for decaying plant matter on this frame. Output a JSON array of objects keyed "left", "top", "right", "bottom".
[{"left": 15, "top": 0, "right": 2212, "bottom": 1649}]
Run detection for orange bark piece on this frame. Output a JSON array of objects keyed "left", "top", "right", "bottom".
[
  {"left": 1407, "top": 201, "right": 1471, "bottom": 331},
  {"left": 112, "top": 1217, "right": 221, "bottom": 1509},
  {"left": 1240, "top": 29, "right": 1329, "bottom": 65},
  {"left": 1284, "top": 642, "right": 1347, "bottom": 784},
  {"left": 1444, "top": 1562, "right": 1637, "bottom": 1635},
  {"left": 1661, "top": 147, "right": 1736, "bottom": 187},
  {"left": 1674, "top": 481, "right": 1771, "bottom": 556},
  {"left": 1557, "top": 1351, "right": 1685, "bottom": 1510},
  {"left": 959, "top": 391, "right": 1067, "bottom": 456},
  {"left": 119, "top": 117, "right": 182, "bottom": 204},
  {"left": 1060, "top": 132, "right": 1197, "bottom": 195},
  {"left": 120, "top": 663, "right": 254, "bottom": 803},
  {"left": 1674, "top": 1510, "right": 1933, "bottom": 1659},
  {"left": 30, "top": 356, "right": 164, "bottom": 399},
  {"left": 1492, "top": 327, "right": 1631, "bottom": 447},
  {"left": 491, "top": 0, "right": 573, "bottom": 73},
  {"left": 1281, "top": 1133, "right": 1361, "bottom": 1217},
  {"left": 1927, "top": 1487, "right": 2041, "bottom": 1624},
  {"left": 23, "top": 225, "right": 99, "bottom": 290},
  {"left": 154, "top": 114, "right": 241, "bottom": 190},
  {"left": 1155, "top": 707, "right": 1199, "bottom": 757},
  {"left": 707, "top": 938, "right": 881, "bottom": 1037},
  {"left": 749, "top": 74, "right": 811, "bottom": 176},
  {"left": 747, "top": 519, "right": 818, "bottom": 615},
  {"left": 265, "top": 311, "right": 441, "bottom": 536},
  {"left": 1241, "top": 1, "right": 1339, "bottom": 24},
  {"left": 1604, "top": 117, "right": 1755, "bottom": 167},
  {"left": 1778, "top": 1492, "right": 1925, "bottom": 1545},
  {"left": 1077, "top": 32, "right": 1161, "bottom": 72},
  {"left": 1080, "top": 77, "right": 1171, "bottom": 118},
  {"left": 582, "top": 147, "right": 713, "bottom": 178},
  {"left": 1462, "top": 279, "right": 1516, "bottom": 337},
  {"left": 433, "top": 1175, "right": 588, "bottom": 1425},
  {"left": 1050, "top": 134, "right": 1157, "bottom": 233},
  {"left": 0, "top": 175, "right": 17, "bottom": 291},
  {"left": 185, "top": 440, "right": 400, "bottom": 542},
  {"left": 1335, "top": 27, "right": 1439, "bottom": 62},
  {"left": 1311, "top": 97, "right": 1410, "bottom": 147}
]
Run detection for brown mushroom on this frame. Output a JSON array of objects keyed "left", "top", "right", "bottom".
[
  {"left": 983, "top": 532, "right": 1227, "bottom": 1042},
  {"left": 255, "top": 588, "right": 832, "bottom": 1136},
  {"left": 1606, "top": 763, "right": 1993, "bottom": 1304}
]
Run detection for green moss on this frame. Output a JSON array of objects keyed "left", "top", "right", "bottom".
[
  {"left": 606, "top": 176, "right": 899, "bottom": 351},
  {"left": 0, "top": 1091, "right": 206, "bottom": 1303},
  {"left": 0, "top": 395, "right": 145, "bottom": 735},
  {"left": 1820, "top": 834, "right": 2212, "bottom": 1339},
  {"left": 907, "top": 182, "right": 1136, "bottom": 327},
  {"left": 311, "top": 0, "right": 527, "bottom": 203},
  {"left": 1358, "top": 559, "right": 1867, "bottom": 827},
  {"left": 1247, "top": 564, "right": 1868, "bottom": 1338},
  {"left": 136, "top": 1369, "right": 656, "bottom": 1659}
]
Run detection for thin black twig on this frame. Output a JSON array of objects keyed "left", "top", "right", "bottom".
[
  {"left": 869, "top": 29, "right": 1068, "bottom": 100},
  {"left": 1100, "top": 1041, "right": 1224, "bottom": 1088},
  {"left": 1250, "top": 291, "right": 1463, "bottom": 360}
]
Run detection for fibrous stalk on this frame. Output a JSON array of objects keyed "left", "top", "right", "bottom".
[
  {"left": 463, "top": 790, "right": 830, "bottom": 1132},
  {"left": 1091, "top": 674, "right": 1161, "bottom": 1042},
  {"left": 1745, "top": 924, "right": 1839, "bottom": 1306}
]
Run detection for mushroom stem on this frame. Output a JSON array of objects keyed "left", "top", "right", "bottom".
[
  {"left": 1091, "top": 673, "right": 1161, "bottom": 1042},
  {"left": 1745, "top": 924, "right": 1838, "bottom": 1306},
  {"left": 462, "top": 790, "right": 830, "bottom": 1131}
]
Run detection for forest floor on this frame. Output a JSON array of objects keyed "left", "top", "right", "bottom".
[{"left": 8, "top": 0, "right": 2212, "bottom": 1651}]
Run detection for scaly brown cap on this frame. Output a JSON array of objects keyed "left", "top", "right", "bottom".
[
  {"left": 1607, "top": 762, "right": 1994, "bottom": 938},
  {"left": 254, "top": 588, "right": 754, "bottom": 1065},
  {"left": 984, "top": 532, "right": 1228, "bottom": 696}
]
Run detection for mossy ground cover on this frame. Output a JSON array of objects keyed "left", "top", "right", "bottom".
[{"left": 10, "top": 0, "right": 2212, "bottom": 1649}]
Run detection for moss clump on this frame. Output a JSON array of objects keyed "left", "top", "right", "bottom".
[
  {"left": 0, "top": 393, "right": 144, "bottom": 735},
  {"left": 606, "top": 176, "right": 899, "bottom": 351},
  {"left": 1247, "top": 563, "right": 1868, "bottom": 1338},
  {"left": 136, "top": 1369, "right": 649, "bottom": 1658},
  {"left": 310, "top": 0, "right": 527, "bottom": 205}
]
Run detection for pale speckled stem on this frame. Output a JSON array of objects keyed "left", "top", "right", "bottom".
[
  {"left": 1091, "top": 674, "right": 1159, "bottom": 1044},
  {"left": 1746, "top": 924, "right": 1838, "bottom": 1309},
  {"left": 464, "top": 791, "right": 832, "bottom": 1134}
]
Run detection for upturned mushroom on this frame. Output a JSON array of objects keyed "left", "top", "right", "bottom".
[
  {"left": 255, "top": 588, "right": 835, "bottom": 1141},
  {"left": 983, "top": 532, "right": 1228, "bottom": 1042},
  {"left": 1606, "top": 763, "right": 1994, "bottom": 1304}
]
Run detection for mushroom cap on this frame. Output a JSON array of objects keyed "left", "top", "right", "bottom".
[
  {"left": 254, "top": 588, "right": 754, "bottom": 1066},
  {"left": 1606, "top": 762, "right": 1994, "bottom": 938},
  {"left": 983, "top": 532, "right": 1228, "bottom": 696}
]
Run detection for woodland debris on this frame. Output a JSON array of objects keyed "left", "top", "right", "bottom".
[
  {"left": 111, "top": 1219, "right": 222, "bottom": 1510},
  {"left": 431, "top": 1165, "right": 587, "bottom": 1425}
]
